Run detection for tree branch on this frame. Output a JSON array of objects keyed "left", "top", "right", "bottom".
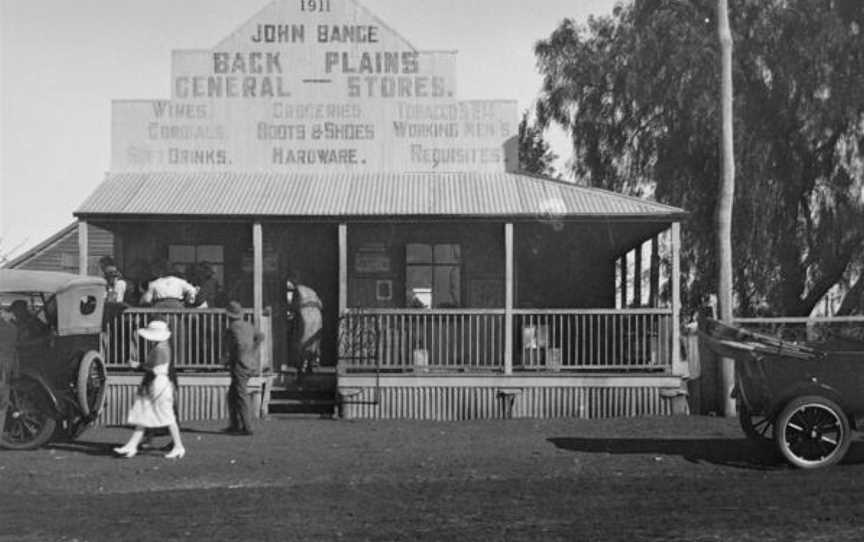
[{"left": 835, "top": 274, "right": 864, "bottom": 316}]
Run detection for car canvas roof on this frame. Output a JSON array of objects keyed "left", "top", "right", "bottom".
[{"left": 0, "top": 269, "right": 105, "bottom": 294}]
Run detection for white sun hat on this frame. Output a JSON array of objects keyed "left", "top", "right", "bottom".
[{"left": 137, "top": 320, "right": 171, "bottom": 342}]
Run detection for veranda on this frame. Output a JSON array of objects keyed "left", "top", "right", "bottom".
[{"left": 77, "top": 176, "right": 688, "bottom": 421}]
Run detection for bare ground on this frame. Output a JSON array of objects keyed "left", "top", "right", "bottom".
[{"left": 2, "top": 414, "right": 864, "bottom": 541}]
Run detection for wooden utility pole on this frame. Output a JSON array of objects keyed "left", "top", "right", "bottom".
[{"left": 717, "top": 0, "right": 736, "bottom": 417}]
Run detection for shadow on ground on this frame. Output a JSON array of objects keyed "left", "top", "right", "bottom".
[
  {"left": 548, "top": 437, "right": 864, "bottom": 470},
  {"left": 46, "top": 425, "right": 188, "bottom": 456},
  {"left": 45, "top": 440, "right": 117, "bottom": 457},
  {"left": 175, "top": 427, "right": 231, "bottom": 435}
]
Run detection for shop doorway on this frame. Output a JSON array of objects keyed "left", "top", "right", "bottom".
[{"left": 268, "top": 224, "right": 339, "bottom": 369}]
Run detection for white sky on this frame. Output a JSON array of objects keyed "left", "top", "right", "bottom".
[{"left": 0, "top": 0, "right": 617, "bottom": 258}]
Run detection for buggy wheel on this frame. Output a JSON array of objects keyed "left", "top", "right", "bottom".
[
  {"left": 76, "top": 351, "right": 107, "bottom": 420},
  {"left": 738, "top": 402, "right": 773, "bottom": 444},
  {"left": 0, "top": 378, "right": 57, "bottom": 450},
  {"left": 775, "top": 395, "right": 850, "bottom": 469}
]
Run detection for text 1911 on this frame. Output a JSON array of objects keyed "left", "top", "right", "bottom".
[{"left": 301, "top": 0, "right": 331, "bottom": 12}]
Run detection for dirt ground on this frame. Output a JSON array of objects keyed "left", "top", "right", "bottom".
[{"left": 2, "top": 414, "right": 864, "bottom": 541}]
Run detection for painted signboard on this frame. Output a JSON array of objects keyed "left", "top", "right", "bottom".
[{"left": 111, "top": 0, "right": 518, "bottom": 172}]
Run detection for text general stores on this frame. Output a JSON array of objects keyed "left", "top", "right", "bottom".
[{"left": 173, "top": 22, "right": 448, "bottom": 99}]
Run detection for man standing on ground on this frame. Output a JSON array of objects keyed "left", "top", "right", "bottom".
[{"left": 221, "top": 301, "right": 264, "bottom": 435}]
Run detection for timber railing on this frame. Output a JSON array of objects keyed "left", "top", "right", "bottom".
[
  {"left": 514, "top": 309, "right": 673, "bottom": 371},
  {"left": 338, "top": 309, "right": 506, "bottom": 371},
  {"left": 103, "top": 307, "right": 273, "bottom": 371},
  {"left": 338, "top": 308, "right": 674, "bottom": 372}
]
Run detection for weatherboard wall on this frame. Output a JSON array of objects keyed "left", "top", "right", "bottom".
[{"left": 337, "top": 374, "right": 685, "bottom": 420}]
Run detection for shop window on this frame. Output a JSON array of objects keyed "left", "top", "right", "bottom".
[
  {"left": 168, "top": 244, "right": 224, "bottom": 284},
  {"left": 406, "top": 243, "right": 461, "bottom": 308}
]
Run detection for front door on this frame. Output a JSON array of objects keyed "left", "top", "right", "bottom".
[{"left": 269, "top": 224, "right": 338, "bottom": 369}]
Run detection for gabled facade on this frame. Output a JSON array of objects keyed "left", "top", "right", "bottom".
[{"left": 3, "top": 222, "right": 113, "bottom": 275}]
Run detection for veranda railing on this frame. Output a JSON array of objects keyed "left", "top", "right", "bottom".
[
  {"left": 338, "top": 309, "right": 506, "bottom": 371},
  {"left": 103, "top": 307, "right": 272, "bottom": 371},
  {"left": 514, "top": 308, "right": 673, "bottom": 370},
  {"left": 338, "top": 308, "right": 674, "bottom": 372}
]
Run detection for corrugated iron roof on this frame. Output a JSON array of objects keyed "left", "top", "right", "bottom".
[{"left": 75, "top": 171, "right": 686, "bottom": 219}]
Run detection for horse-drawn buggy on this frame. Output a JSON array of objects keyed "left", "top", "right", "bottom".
[
  {"left": 702, "top": 318, "right": 864, "bottom": 469},
  {"left": 1, "top": 269, "right": 108, "bottom": 450}
]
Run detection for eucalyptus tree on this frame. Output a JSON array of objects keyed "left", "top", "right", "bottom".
[
  {"left": 518, "top": 110, "right": 559, "bottom": 177},
  {"left": 535, "top": 0, "right": 864, "bottom": 316}
]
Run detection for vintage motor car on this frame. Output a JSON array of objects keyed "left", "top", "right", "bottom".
[
  {"left": 701, "top": 317, "right": 864, "bottom": 469},
  {"left": 0, "top": 269, "right": 108, "bottom": 450}
]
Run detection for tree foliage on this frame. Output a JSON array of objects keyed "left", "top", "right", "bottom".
[
  {"left": 535, "top": 0, "right": 864, "bottom": 315},
  {"left": 517, "top": 110, "right": 559, "bottom": 177}
]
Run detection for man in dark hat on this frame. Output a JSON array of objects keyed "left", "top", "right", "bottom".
[
  {"left": 193, "top": 262, "right": 223, "bottom": 309},
  {"left": 98, "top": 255, "right": 116, "bottom": 276},
  {"left": 221, "top": 301, "right": 265, "bottom": 435}
]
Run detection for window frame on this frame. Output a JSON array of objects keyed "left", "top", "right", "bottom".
[
  {"left": 405, "top": 242, "right": 462, "bottom": 308},
  {"left": 168, "top": 243, "right": 225, "bottom": 284}
]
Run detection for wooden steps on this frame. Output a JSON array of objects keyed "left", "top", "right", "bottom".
[{"left": 267, "top": 367, "right": 337, "bottom": 416}]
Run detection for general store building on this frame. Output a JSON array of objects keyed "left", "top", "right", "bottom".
[{"left": 73, "top": 0, "right": 688, "bottom": 421}]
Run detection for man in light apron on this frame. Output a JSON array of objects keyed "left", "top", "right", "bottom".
[{"left": 285, "top": 277, "right": 323, "bottom": 378}]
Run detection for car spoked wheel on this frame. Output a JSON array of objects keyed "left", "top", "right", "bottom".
[
  {"left": 76, "top": 351, "right": 107, "bottom": 420},
  {"left": 0, "top": 378, "right": 57, "bottom": 450},
  {"left": 738, "top": 402, "right": 773, "bottom": 445},
  {"left": 775, "top": 396, "right": 850, "bottom": 469}
]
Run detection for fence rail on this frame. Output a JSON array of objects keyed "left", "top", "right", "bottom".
[
  {"left": 103, "top": 307, "right": 272, "bottom": 371},
  {"left": 338, "top": 308, "right": 674, "bottom": 372}
]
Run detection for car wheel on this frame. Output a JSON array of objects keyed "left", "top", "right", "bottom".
[
  {"left": 775, "top": 395, "right": 851, "bottom": 469},
  {"left": 0, "top": 377, "right": 57, "bottom": 450},
  {"left": 76, "top": 351, "right": 107, "bottom": 420},
  {"left": 738, "top": 402, "right": 773, "bottom": 444}
]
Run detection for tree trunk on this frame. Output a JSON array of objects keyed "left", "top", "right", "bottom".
[
  {"left": 717, "top": 0, "right": 736, "bottom": 417},
  {"left": 634, "top": 245, "right": 642, "bottom": 307}
]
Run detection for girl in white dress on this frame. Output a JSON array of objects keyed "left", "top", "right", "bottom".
[{"left": 114, "top": 320, "right": 185, "bottom": 459}]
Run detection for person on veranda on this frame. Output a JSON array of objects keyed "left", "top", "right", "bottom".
[{"left": 284, "top": 275, "right": 323, "bottom": 379}]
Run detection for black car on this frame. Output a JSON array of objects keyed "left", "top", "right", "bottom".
[{"left": 1, "top": 269, "right": 108, "bottom": 449}]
